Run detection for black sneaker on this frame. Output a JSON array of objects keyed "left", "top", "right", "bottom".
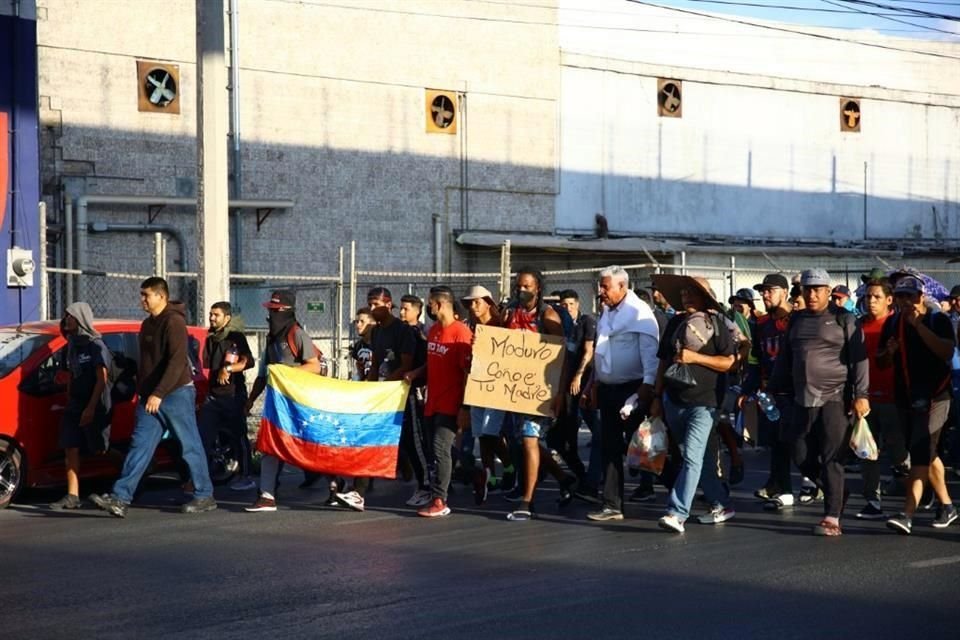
[
  {"left": 799, "top": 486, "right": 823, "bottom": 504},
  {"left": 886, "top": 513, "right": 912, "bottom": 535},
  {"left": 88, "top": 492, "right": 128, "bottom": 518},
  {"left": 49, "top": 494, "right": 81, "bottom": 510},
  {"left": 629, "top": 486, "right": 656, "bottom": 503},
  {"left": 754, "top": 487, "right": 775, "bottom": 500},
  {"left": 933, "top": 503, "right": 958, "bottom": 529},
  {"left": 856, "top": 500, "right": 885, "bottom": 520},
  {"left": 181, "top": 496, "right": 218, "bottom": 514},
  {"left": 557, "top": 475, "right": 578, "bottom": 507}
]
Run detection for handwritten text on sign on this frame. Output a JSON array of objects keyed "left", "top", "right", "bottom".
[{"left": 464, "top": 325, "right": 565, "bottom": 417}]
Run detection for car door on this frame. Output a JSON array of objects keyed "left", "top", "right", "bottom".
[
  {"left": 102, "top": 330, "right": 140, "bottom": 445},
  {"left": 17, "top": 342, "right": 69, "bottom": 476}
]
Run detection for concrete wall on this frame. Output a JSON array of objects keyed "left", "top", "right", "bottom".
[
  {"left": 556, "top": 0, "right": 960, "bottom": 245},
  {"left": 37, "top": 0, "right": 560, "bottom": 290}
]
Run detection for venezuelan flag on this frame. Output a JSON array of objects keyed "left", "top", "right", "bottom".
[{"left": 256, "top": 365, "right": 409, "bottom": 478}]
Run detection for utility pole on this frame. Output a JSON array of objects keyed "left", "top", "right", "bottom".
[{"left": 196, "top": 0, "right": 230, "bottom": 316}]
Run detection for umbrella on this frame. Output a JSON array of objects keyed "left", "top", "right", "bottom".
[{"left": 853, "top": 267, "right": 950, "bottom": 301}]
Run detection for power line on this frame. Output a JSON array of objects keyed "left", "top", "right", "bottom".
[
  {"left": 838, "top": 0, "right": 960, "bottom": 20},
  {"left": 680, "top": 0, "right": 952, "bottom": 16},
  {"left": 824, "top": 0, "right": 960, "bottom": 33},
  {"left": 625, "top": 0, "right": 960, "bottom": 59}
]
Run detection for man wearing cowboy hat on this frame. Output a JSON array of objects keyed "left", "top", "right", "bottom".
[{"left": 649, "top": 276, "right": 737, "bottom": 533}]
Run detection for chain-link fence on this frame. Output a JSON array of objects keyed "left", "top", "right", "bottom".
[{"left": 41, "top": 245, "right": 960, "bottom": 382}]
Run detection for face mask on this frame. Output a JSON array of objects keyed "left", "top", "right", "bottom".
[
  {"left": 268, "top": 310, "right": 295, "bottom": 338},
  {"left": 425, "top": 308, "right": 437, "bottom": 321},
  {"left": 516, "top": 290, "right": 535, "bottom": 306}
]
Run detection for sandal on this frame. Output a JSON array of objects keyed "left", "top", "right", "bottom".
[
  {"left": 506, "top": 509, "right": 533, "bottom": 521},
  {"left": 812, "top": 519, "right": 842, "bottom": 536}
]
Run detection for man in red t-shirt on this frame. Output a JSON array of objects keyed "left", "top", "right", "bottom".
[
  {"left": 856, "top": 279, "right": 907, "bottom": 520},
  {"left": 407, "top": 286, "right": 473, "bottom": 517}
]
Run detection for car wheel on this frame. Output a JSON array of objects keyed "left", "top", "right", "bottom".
[
  {"left": 0, "top": 440, "right": 24, "bottom": 509},
  {"left": 208, "top": 426, "right": 239, "bottom": 485}
]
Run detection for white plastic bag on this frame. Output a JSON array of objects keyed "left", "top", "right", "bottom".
[
  {"left": 627, "top": 416, "right": 669, "bottom": 474},
  {"left": 849, "top": 416, "right": 878, "bottom": 461}
]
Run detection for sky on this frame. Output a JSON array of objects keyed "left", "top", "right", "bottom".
[{"left": 647, "top": 0, "right": 960, "bottom": 39}]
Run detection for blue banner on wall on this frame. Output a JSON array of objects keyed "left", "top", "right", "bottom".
[{"left": 0, "top": 13, "right": 40, "bottom": 325}]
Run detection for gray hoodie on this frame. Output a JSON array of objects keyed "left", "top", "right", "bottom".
[{"left": 65, "top": 301, "right": 113, "bottom": 411}]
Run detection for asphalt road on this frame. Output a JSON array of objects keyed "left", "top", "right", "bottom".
[{"left": 3, "top": 449, "right": 958, "bottom": 640}]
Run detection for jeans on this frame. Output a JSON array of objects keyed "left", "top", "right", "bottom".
[
  {"left": 429, "top": 414, "right": 458, "bottom": 502},
  {"left": 664, "top": 397, "right": 726, "bottom": 521},
  {"left": 113, "top": 384, "right": 212, "bottom": 503}
]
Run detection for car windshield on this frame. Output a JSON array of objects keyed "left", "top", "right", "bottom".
[{"left": 0, "top": 330, "right": 53, "bottom": 378}]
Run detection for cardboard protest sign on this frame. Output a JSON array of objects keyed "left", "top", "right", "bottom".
[{"left": 464, "top": 325, "right": 565, "bottom": 417}]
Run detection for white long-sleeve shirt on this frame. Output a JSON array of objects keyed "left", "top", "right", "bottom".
[{"left": 594, "top": 291, "right": 660, "bottom": 386}]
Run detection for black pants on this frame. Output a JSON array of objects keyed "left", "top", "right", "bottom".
[
  {"left": 198, "top": 392, "right": 251, "bottom": 478},
  {"left": 547, "top": 392, "right": 587, "bottom": 481},
  {"left": 760, "top": 395, "right": 794, "bottom": 497},
  {"left": 429, "top": 414, "right": 458, "bottom": 502},
  {"left": 598, "top": 380, "right": 646, "bottom": 512},
  {"left": 398, "top": 394, "right": 430, "bottom": 490},
  {"left": 788, "top": 400, "right": 849, "bottom": 518}
]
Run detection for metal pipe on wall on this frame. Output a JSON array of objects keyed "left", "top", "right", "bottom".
[
  {"left": 64, "top": 199, "right": 73, "bottom": 305},
  {"left": 228, "top": 0, "right": 243, "bottom": 272},
  {"left": 39, "top": 202, "right": 47, "bottom": 320},
  {"left": 88, "top": 222, "right": 188, "bottom": 275},
  {"left": 433, "top": 213, "right": 442, "bottom": 275}
]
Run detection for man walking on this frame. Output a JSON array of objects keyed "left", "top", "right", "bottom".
[
  {"left": 244, "top": 290, "right": 323, "bottom": 512},
  {"left": 49, "top": 302, "right": 114, "bottom": 509},
  {"left": 91, "top": 277, "right": 216, "bottom": 517},
  {"left": 586, "top": 266, "right": 660, "bottom": 522},
  {"left": 769, "top": 269, "right": 870, "bottom": 536},
  {"left": 200, "top": 301, "right": 256, "bottom": 491},
  {"left": 882, "top": 276, "right": 958, "bottom": 534}
]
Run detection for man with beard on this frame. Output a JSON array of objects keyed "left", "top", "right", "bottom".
[
  {"left": 90, "top": 277, "right": 215, "bottom": 517},
  {"left": 200, "top": 302, "right": 255, "bottom": 491},
  {"left": 244, "top": 290, "right": 323, "bottom": 512},
  {"left": 48, "top": 302, "right": 114, "bottom": 509}
]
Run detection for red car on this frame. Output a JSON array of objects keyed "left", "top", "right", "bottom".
[{"left": 0, "top": 320, "right": 239, "bottom": 508}]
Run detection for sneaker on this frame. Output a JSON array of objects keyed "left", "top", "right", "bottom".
[
  {"left": 728, "top": 462, "right": 745, "bottom": 487},
  {"left": 762, "top": 493, "right": 795, "bottom": 511},
  {"left": 181, "top": 496, "right": 217, "bottom": 514},
  {"left": 406, "top": 488, "right": 433, "bottom": 508},
  {"left": 417, "top": 497, "right": 451, "bottom": 518},
  {"left": 697, "top": 505, "right": 735, "bottom": 524},
  {"left": 473, "top": 468, "right": 490, "bottom": 505},
  {"left": 557, "top": 475, "right": 578, "bottom": 507},
  {"left": 629, "top": 485, "right": 656, "bottom": 503},
  {"left": 500, "top": 467, "right": 517, "bottom": 493},
  {"left": 754, "top": 487, "right": 775, "bottom": 501},
  {"left": 506, "top": 508, "right": 533, "bottom": 521},
  {"left": 856, "top": 500, "right": 885, "bottom": 520},
  {"left": 886, "top": 513, "right": 912, "bottom": 535},
  {"left": 49, "top": 494, "right": 81, "bottom": 510},
  {"left": 799, "top": 486, "right": 823, "bottom": 504},
  {"left": 229, "top": 477, "right": 257, "bottom": 491},
  {"left": 334, "top": 490, "right": 365, "bottom": 512},
  {"left": 573, "top": 484, "right": 601, "bottom": 504},
  {"left": 657, "top": 514, "right": 685, "bottom": 533},
  {"left": 245, "top": 494, "right": 277, "bottom": 512},
  {"left": 88, "top": 492, "right": 127, "bottom": 518},
  {"left": 587, "top": 507, "right": 624, "bottom": 522},
  {"left": 503, "top": 487, "right": 524, "bottom": 503},
  {"left": 932, "top": 503, "right": 958, "bottom": 529}
]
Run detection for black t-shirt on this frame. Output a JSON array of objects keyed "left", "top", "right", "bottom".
[
  {"left": 658, "top": 312, "right": 735, "bottom": 408},
  {"left": 66, "top": 337, "right": 109, "bottom": 411},
  {"left": 349, "top": 339, "right": 374, "bottom": 380},
  {"left": 204, "top": 331, "right": 254, "bottom": 398},
  {"left": 572, "top": 312, "right": 597, "bottom": 375},
  {"left": 880, "top": 311, "right": 954, "bottom": 406},
  {"left": 371, "top": 318, "right": 416, "bottom": 380},
  {"left": 410, "top": 323, "right": 428, "bottom": 370}
]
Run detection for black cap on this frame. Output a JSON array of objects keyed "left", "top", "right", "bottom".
[
  {"left": 263, "top": 289, "right": 296, "bottom": 309},
  {"left": 950, "top": 285, "right": 960, "bottom": 299},
  {"left": 752, "top": 274, "right": 789, "bottom": 292},
  {"left": 728, "top": 288, "right": 757, "bottom": 306}
]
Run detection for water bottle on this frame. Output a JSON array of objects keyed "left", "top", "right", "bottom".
[
  {"left": 756, "top": 391, "right": 781, "bottom": 422},
  {"left": 225, "top": 343, "right": 240, "bottom": 367}
]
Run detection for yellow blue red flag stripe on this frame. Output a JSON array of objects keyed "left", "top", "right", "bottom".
[{"left": 255, "top": 365, "right": 409, "bottom": 478}]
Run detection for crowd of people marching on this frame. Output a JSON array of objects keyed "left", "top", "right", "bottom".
[{"left": 52, "top": 265, "right": 960, "bottom": 537}]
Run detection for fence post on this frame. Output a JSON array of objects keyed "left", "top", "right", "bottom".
[
  {"left": 154, "top": 232, "right": 167, "bottom": 278},
  {"left": 349, "top": 240, "right": 356, "bottom": 333},
  {"left": 37, "top": 202, "right": 48, "bottom": 321},
  {"left": 336, "top": 245, "right": 344, "bottom": 379},
  {"left": 499, "top": 239, "right": 511, "bottom": 301},
  {"left": 729, "top": 255, "right": 736, "bottom": 301}
]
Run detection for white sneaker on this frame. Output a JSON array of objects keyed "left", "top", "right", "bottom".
[
  {"left": 405, "top": 489, "right": 432, "bottom": 507},
  {"left": 230, "top": 477, "right": 257, "bottom": 491},
  {"left": 697, "top": 506, "right": 735, "bottom": 524},
  {"left": 334, "top": 490, "right": 365, "bottom": 512},
  {"left": 658, "top": 514, "right": 685, "bottom": 533}
]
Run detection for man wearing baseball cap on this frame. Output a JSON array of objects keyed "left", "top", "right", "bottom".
[
  {"left": 769, "top": 269, "right": 870, "bottom": 536},
  {"left": 245, "top": 290, "right": 324, "bottom": 512},
  {"left": 830, "top": 285, "right": 856, "bottom": 314},
  {"left": 880, "top": 276, "right": 958, "bottom": 534}
]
